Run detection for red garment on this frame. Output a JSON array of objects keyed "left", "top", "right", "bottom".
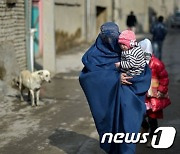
[{"left": 146, "top": 55, "right": 171, "bottom": 119}]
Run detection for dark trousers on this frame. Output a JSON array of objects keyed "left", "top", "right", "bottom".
[
  {"left": 142, "top": 117, "right": 158, "bottom": 138},
  {"left": 152, "top": 41, "right": 163, "bottom": 60}
]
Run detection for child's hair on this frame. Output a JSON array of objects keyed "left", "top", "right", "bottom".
[{"left": 118, "top": 30, "right": 137, "bottom": 49}]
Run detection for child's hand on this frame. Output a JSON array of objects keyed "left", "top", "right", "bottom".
[
  {"left": 121, "top": 73, "right": 133, "bottom": 85},
  {"left": 157, "top": 91, "right": 165, "bottom": 98},
  {"left": 115, "top": 62, "right": 120, "bottom": 68}
]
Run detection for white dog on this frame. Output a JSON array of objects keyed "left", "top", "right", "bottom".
[{"left": 19, "top": 70, "right": 51, "bottom": 106}]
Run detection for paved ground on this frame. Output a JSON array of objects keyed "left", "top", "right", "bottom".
[{"left": 0, "top": 30, "right": 180, "bottom": 154}]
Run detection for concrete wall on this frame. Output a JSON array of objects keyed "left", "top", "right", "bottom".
[
  {"left": 0, "top": 0, "right": 26, "bottom": 83},
  {"left": 88, "top": 0, "right": 112, "bottom": 40},
  {"left": 114, "top": 0, "right": 149, "bottom": 33},
  {"left": 42, "top": 0, "right": 56, "bottom": 73},
  {"left": 114, "top": 0, "right": 180, "bottom": 33},
  {"left": 175, "top": 0, "right": 180, "bottom": 10},
  {"left": 54, "top": 0, "right": 180, "bottom": 52},
  {"left": 54, "top": 0, "right": 85, "bottom": 52},
  {"left": 55, "top": 0, "right": 84, "bottom": 36},
  {"left": 148, "top": 0, "right": 174, "bottom": 18},
  {"left": 54, "top": 0, "right": 112, "bottom": 52}
]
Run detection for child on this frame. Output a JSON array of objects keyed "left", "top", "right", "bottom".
[
  {"left": 117, "top": 30, "right": 146, "bottom": 76},
  {"left": 139, "top": 38, "right": 171, "bottom": 147}
]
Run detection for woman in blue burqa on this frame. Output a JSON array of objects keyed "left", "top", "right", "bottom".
[{"left": 79, "top": 22, "right": 151, "bottom": 154}]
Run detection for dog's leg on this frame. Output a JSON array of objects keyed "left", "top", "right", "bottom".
[
  {"left": 19, "top": 76, "right": 24, "bottom": 101},
  {"left": 36, "top": 90, "right": 40, "bottom": 106},
  {"left": 30, "top": 90, "right": 35, "bottom": 107},
  {"left": 28, "top": 90, "right": 31, "bottom": 101},
  {"left": 20, "top": 89, "right": 24, "bottom": 101}
]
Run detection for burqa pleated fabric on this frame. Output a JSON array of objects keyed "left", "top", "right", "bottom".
[{"left": 79, "top": 22, "right": 151, "bottom": 154}]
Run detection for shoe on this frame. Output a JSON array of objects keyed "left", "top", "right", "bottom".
[{"left": 146, "top": 137, "right": 152, "bottom": 148}]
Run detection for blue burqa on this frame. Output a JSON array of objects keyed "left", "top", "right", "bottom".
[{"left": 79, "top": 22, "right": 151, "bottom": 154}]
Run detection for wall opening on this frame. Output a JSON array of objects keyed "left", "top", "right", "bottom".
[{"left": 96, "top": 6, "right": 107, "bottom": 34}]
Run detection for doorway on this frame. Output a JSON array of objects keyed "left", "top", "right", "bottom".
[{"left": 96, "top": 6, "right": 107, "bottom": 34}]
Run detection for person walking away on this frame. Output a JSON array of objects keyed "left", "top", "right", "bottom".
[
  {"left": 150, "top": 16, "right": 167, "bottom": 60},
  {"left": 139, "top": 39, "right": 171, "bottom": 147},
  {"left": 126, "top": 11, "right": 137, "bottom": 32}
]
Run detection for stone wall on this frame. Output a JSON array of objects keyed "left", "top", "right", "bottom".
[
  {"left": 0, "top": 0, "right": 26, "bottom": 72},
  {"left": 0, "top": 0, "right": 26, "bottom": 83}
]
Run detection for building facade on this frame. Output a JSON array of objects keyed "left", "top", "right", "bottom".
[
  {"left": 54, "top": 0, "right": 180, "bottom": 53},
  {"left": 114, "top": 0, "right": 180, "bottom": 33},
  {"left": 0, "top": 0, "right": 26, "bottom": 71},
  {"left": 54, "top": 0, "right": 112, "bottom": 52},
  {"left": 1, "top": 0, "right": 180, "bottom": 80},
  {"left": 0, "top": 0, "right": 27, "bottom": 83}
]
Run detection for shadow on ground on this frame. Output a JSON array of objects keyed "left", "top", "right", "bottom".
[{"left": 48, "top": 129, "right": 106, "bottom": 154}]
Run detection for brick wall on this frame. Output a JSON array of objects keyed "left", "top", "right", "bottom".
[{"left": 0, "top": 0, "right": 27, "bottom": 71}]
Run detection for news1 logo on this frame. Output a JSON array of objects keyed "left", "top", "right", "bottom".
[
  {"left": 151, "top": 127, "right": 176, "bottom": 148},
  {"left": 101, "top": 127, "right": 176, "bottom": 148}
]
